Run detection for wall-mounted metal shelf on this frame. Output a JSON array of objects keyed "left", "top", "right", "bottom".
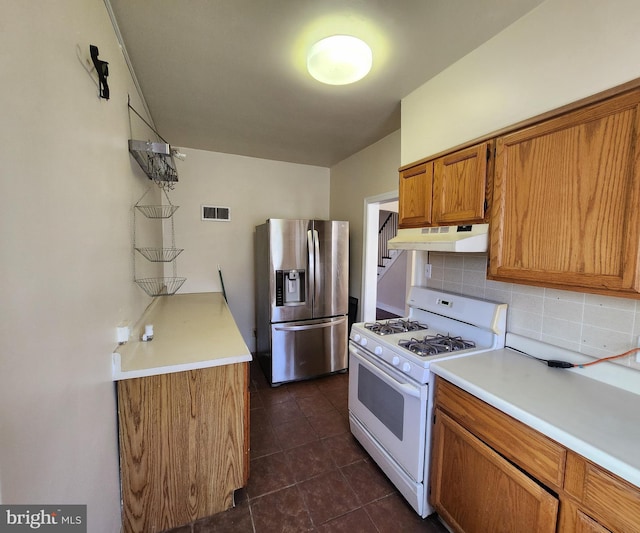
[
  {"left": 129, "top": 140, "right": 178, "bottom": 184},
  {"left": 135, "top": 247, "right": 184, "bottom": 262},
  {"left": 133, "top": 188, "right": 185, "bottom": 297},
  {"left": 135, "top": 204, "right": 179, "bottom": 219},
  {"left": 134, "top": 277, "right": 186, "bottom": 297}
]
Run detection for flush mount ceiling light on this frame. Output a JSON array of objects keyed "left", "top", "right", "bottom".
[{"left": 307, "top": 35, "right": 372, "bottom": 85}]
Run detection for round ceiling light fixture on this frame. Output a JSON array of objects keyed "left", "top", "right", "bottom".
[{"left": 307, "top": 35, "right": 372, "bottom": 85}]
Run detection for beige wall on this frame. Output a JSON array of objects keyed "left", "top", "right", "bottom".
[
  {"left": 167, "top": 148, "right": 329, "bottom": 351},
  {"left": 402, "top": 0, "right": 640, "bottom": 164},
  {"left": 329, "top": 130, "right": 401, "bottom": 306},
  {"left": 0, "top": 0, "right": 161, "bottom": 526},
  {"left": 376, "top": 252, "right": 408, "bottom": 316},
  {"left": 401, "top": 0, "right": 640, "bottom": 367}
]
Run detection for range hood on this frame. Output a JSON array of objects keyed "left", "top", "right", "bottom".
[{"left": 388, "top": 224, "right": 489, "bottom": 252}]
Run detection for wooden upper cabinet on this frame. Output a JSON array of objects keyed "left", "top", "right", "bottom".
[
  {"left": 433, "top": 141, "right": 492, "bottom": 225},
  {"left": 399, "top": 161, "right": 433, "bottom": 228},
  {"left": 399, "top": 141, "right": 492, "bottom": 229},
  {"left": 489, "top": 89, "right": 640, "bottom": 297}
]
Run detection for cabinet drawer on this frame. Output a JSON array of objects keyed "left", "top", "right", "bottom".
[
  {"left": 434, "top": 378, "right": 565, "bottom": 489},
  {"left": 565, "top": 451, "right": 640, "bottom": 533}
]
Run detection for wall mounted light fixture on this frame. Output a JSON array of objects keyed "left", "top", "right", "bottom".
[{"left": 307, "top": 35, "right": 372, "bottom": 85}]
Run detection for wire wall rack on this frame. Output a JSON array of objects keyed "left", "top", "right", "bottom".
[
  {"left": 134, "top": 277, "right": 187, "bottom": 298},
  {"left": 133, "top": 187, "right": 185, "bottom": 297}
]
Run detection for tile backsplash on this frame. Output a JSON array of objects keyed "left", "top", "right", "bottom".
[{"left": 426, "top": 252, "right": 640, "bottom": 371}]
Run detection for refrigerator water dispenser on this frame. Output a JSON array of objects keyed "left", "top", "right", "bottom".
[{"left": 275, "top": 270, "right": 306, "bottom": 306}]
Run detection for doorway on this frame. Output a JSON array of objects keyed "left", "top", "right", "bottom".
[{"left": 361, "top": 191, "right": 408, "bottom": 322}]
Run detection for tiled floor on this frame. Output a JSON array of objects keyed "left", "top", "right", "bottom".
[
  {"left": 166, "top": 361, "right": 447, "bottom": 532},
  {"left": 376, "top": 308, "right": 401, "bottom": 320}
]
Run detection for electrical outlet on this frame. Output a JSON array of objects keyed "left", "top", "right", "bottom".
[
  {"left": 424, "top": 264, "right": 432, "bottom": 279},
  {"left": 116, "top": 323, "right": 131, "bottom": 344}
]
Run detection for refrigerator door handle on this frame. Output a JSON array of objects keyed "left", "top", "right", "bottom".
[
  {"left": 312, "top": 228, "right": 320, "bottom": 305},
  {"left": 274, "top": 316, "right": 346, "bottom": 332},
  {"left": 307, "top": 229, "right": 316, "bottom": 309}
]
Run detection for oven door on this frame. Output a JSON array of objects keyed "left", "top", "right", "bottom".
[{"left": 348, "top": 344, "right": 428, "bottom": 481}]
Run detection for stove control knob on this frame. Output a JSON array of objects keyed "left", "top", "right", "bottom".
[
  {"left": 359, "top": 338, "right": 368, "bottom": 347},
  {"left": 374, "top": 346, "right": 383, "bottom": 356},
  {"left": 392, "top": 356, "right": 400, "bottom": 366},
  {"left": 402, "top": 362, "right": 411, "bottom": 373},
  {"left": 353, "top": 334, "right": 361, "bottom": 343}
]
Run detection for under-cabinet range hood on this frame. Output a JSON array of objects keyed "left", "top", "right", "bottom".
[{"left": 388, "top": 224, "right": 489, "bottom": 252}]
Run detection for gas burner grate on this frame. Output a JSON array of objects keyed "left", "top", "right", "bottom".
[
  {"left": 364, "top": 319, "right": 428, "bottom": 336},
  {"left": 398, "top": 334, "right": 476, "bottom": 357}
]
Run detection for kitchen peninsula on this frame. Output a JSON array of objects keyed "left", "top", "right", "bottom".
[{"left": 112, "top": 292, "right": 251, "bottom": 533}]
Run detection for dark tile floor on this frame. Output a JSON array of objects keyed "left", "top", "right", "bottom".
[
  {"left": 376, "top": 308, "right": 401, "bottom": 320},
  {"left": 166, "top": 361, "right": 447, "bottom": 532}
]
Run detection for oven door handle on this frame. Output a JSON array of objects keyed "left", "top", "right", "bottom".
[{"left": 351, "top": 346, "right": 422, "bottom": 399}]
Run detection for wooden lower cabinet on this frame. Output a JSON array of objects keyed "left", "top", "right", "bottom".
[
  {"left": 559, "top": 500, "right": 612, "bottom": 533},
  {"left": 431, "top": 408, "right": 558, "bottom": 533},
  {"left": 433, "top": 373, "right": 565, "bottom": 490},
  {"left": 574, "top": 510, "right": 612, "bottom": 533},
  {"left": 561, "top": 451, "right": 640, "bottom": 533},
  {"left": 431, "top": 377, "right": 640, "bottom": 533},
  {"left": 117, "top": 363, "right": 249, "bottom": 533}
]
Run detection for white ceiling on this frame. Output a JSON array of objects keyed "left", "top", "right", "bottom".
[{"left": 107, "top": 0, "right": 544, "bottom": 167}]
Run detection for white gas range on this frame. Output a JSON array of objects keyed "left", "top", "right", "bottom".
[{"left": 348, "top": 287, "right": 507, "bottom": 518}]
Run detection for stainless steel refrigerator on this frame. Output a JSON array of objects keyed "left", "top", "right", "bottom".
[{"left": 254, "top": 219, "right": 349, "bottom": 386}]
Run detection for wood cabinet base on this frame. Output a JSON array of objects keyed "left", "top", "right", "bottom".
[
  {"left": 431, "top": 377, "right": 640, "bottom": 533},
  {"left": 431, "top": 408, "right": 558, "bottom": 533},
  {"left": 117, "top": 363, "right": 248, "bottom": 533}
]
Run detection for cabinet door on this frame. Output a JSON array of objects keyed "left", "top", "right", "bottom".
[
  {"left": 575, "top": 511, "right": 612, "bottom": 533},
  {"left": 489, "top": 90, "right": 640, "bottom": 296},
  {"left": 430, "top": 408, "right": 558, "bottom": 533},
  {"left": 433, "top": 141, "right": 491, "bottom": 225},
  {"left": 559, "top": 499, "right": 613, "bottom": 533},
  {"left": 118, "top": 364, "right": 248, "bottom": 533},
  {"left": 399, "top": 162, "right": 433, "bottom": 228}
]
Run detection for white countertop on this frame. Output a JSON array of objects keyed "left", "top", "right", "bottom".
[
  {"left": 430, "top": 348, "right": 640, "bottom": 488},
  {"left": 112, "top": 292, "right": 252, "bottom": 380}
]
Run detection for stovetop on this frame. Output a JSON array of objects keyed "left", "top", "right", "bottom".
[
  {"left": 349, "top": 287, "right": 508, "bottom": 383},
  {"left": 363, "top": 319, "right": 428, "bottom": 335},
  {"left": 398, "top": 333, "right": 476, "bottom": 356}
]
